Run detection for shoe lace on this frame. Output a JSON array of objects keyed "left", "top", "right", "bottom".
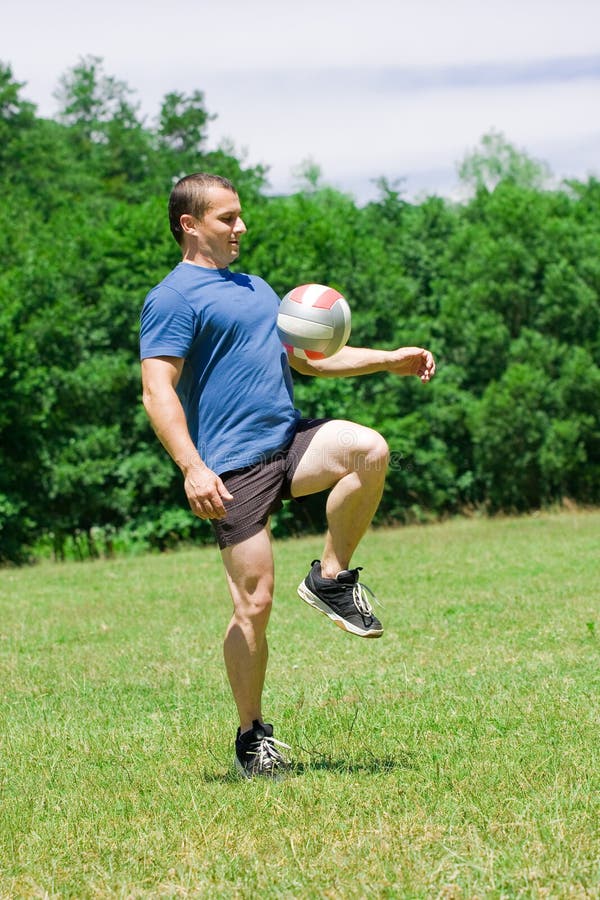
[
  {"left": 249, "top": 734, "right": 291, "bottom": 772},
  {"left": 351, "top": 578, "right": 379, "bottom": 618}
]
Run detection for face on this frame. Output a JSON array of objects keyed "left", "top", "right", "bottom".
[{"left": 182, "top": 186, "right": 247, "bottom": 268}]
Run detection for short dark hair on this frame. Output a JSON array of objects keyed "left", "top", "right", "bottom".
[{"left": 168, "top": 173, "right": 238, "bottom": 245}]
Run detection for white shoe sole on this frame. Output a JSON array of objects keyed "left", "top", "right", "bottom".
[
  {"left": 234, "top": 756, "right": 289, "bottom": 781},
  {"left": 297, "top": 582, "right": 383, "bottom": 638}
]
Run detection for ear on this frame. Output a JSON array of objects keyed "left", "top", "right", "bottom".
[{"left": 180, "top": 214, "right": 198, "bottom": 235}]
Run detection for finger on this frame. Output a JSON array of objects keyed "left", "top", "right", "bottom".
[
  {"left": 190, "top": 502, "right": 209, "bottom": 520},
  {"left": 189, "top": 494, "right": 221, "bottom": 519},
  {"left": 194, "top": 501, "right": 225, "bottom": 520},
  {"left": 210, "top": 504, "right": 227, "bottom": 519},
  {"left": 206, "top": 490, "right": 230, "bottom": 518},
  {"left": 422, "top": 353, "right": 435, "bottom": 377},
  {"left": 217, "top": 478, "right": 234, "bottom": 501}
]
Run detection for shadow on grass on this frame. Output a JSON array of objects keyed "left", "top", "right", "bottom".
[{"left": 200, "top": 752, "right": 417, "bottom": 783}]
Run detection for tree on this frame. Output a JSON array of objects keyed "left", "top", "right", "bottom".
[
  {"left": 458, "top": 130, "right": 551, "bottom": 193},
  {"left": 55, "top": 55, "right": 139, "bottom": 138},
  {"left": 54, "top": 56, "right": 154, "bottom": 197},
  {"left": 158, "top": 90, "right": 214, "bottom": 154},
  {"left": 470, "top": 363, "right": 552, "bottom": 510},
  {"left": 0, "top": 62, "right": 35, "bottom": 157},
  {"left": 1, "top": 69, "right": 599, "bottom": 562}
]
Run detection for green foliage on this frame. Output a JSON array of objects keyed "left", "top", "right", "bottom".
[
  {"left": 470, "top": 363, "right": 551, "bottom": 510},
  {"left": 0, "top": 60, "right": 598, "bottom": 562},
  {"left": 458, "top": 129, "right": 551, "bottom": 193},
  {"left": 0, "top": 59, "right": 265, "bottom": 562}
]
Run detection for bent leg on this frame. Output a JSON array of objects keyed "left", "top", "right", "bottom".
[
  {"left": 290, "top": 420, "right": 389, "bottom": 578},
  {"left": 221, "top": 527, "right": 274, "bottom": 733}
]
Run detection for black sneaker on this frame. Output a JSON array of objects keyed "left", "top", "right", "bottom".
[
  {"left": 297, "top": 560, "right": 383, "bottom": 638},
  {"left": 235, "top": 720, "right": 291, "bottom": 780}
]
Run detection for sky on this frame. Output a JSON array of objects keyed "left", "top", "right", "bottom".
[{"left": 3, "top": 0, "right": 600, "bottom": 203}]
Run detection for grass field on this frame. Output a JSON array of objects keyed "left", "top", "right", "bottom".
[{"left": 0, "top": 510, "right": 599, "bottom": 898}]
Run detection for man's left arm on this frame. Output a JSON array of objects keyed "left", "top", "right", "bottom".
[{"left": 288, "top": 345, "right": 436, "bottom": 383}]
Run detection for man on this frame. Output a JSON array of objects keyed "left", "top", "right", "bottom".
[{"left": 140, "top": 173, "right": 435, "bottom": 780}]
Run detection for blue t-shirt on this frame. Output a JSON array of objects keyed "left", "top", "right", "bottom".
[{"left": 140, "top": 262, "right": 300, "bottom": 474}]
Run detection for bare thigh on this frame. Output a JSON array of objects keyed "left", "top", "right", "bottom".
[{"left": 289, "top": 419, "right": 388, "bottom": 498}]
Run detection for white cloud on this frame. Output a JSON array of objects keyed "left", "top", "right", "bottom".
[
  {"left": 194, "top": 66, "right": 600, "bottom": 199},
  {"left": 3, "top": 0, "right": 599, "bottom": 201}
]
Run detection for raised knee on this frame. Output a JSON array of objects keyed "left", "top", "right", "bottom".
[{"left": 365, "top": 431, "right": 390, "bottom": 469}]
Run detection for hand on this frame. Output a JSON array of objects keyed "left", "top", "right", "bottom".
[
  {"left": 183, "top": 465, "right": 234, "bottom": 519},
  {"left": 386, "top": 347, "right": 436, "bottom": 383}
]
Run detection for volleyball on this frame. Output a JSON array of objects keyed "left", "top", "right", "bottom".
[{"left": 277, "top": 284, "right": 352, "bottom": 359}]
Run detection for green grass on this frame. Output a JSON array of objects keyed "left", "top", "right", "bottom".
[{"left": 1, "top": 510, "right": 599, "bottom": 898}]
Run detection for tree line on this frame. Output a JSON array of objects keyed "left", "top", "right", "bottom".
[{"left": 1, "top": 58, "right": 598, "bottom": 563}]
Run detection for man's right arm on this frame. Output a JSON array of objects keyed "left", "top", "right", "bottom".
[{"left": 141, "top": 356, "right": 233, "bottom": 519}]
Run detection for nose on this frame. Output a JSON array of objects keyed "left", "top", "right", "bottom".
[{"left": 234, "top": 217, "right": 247, "bottom": 235}]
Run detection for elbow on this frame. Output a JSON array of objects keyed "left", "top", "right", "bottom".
[
  {"left": 142, "top": 384, "right": 152, "bottom": 411},
  {"left": 141, "top": 379, "right": 178, "bottom": 422},
  {"left": 142, "top": 385, "right": 159, "bottom": 417},
  {"left": 290, "top": 356, "right": 328, "bottom": 378}
]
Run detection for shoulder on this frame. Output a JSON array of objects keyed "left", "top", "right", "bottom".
[
  {"left": 140, "top": 270, "right": 198, "bottom": 358},
  {"left": 142, "top": 265, "right": 198, "bottom": 318},
  {"left": 143, "top": 280, "right": 188, "bottom": 313}
]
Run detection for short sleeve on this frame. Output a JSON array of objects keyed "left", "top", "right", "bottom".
[{"left": 140, "top": 286, "right": 196, "bottom": 360}]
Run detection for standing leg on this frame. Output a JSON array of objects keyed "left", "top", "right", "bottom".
[{"left": 221, "top": 527, "right": 274, "bottom": 733}]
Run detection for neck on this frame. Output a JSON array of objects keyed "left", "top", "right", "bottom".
[{"left": 181, "top": 248, "right": 221, "bottom": 269}]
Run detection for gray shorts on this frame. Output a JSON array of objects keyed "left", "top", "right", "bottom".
[{"left": 211, "top": 418, "right": 330, "bottom": 549}]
